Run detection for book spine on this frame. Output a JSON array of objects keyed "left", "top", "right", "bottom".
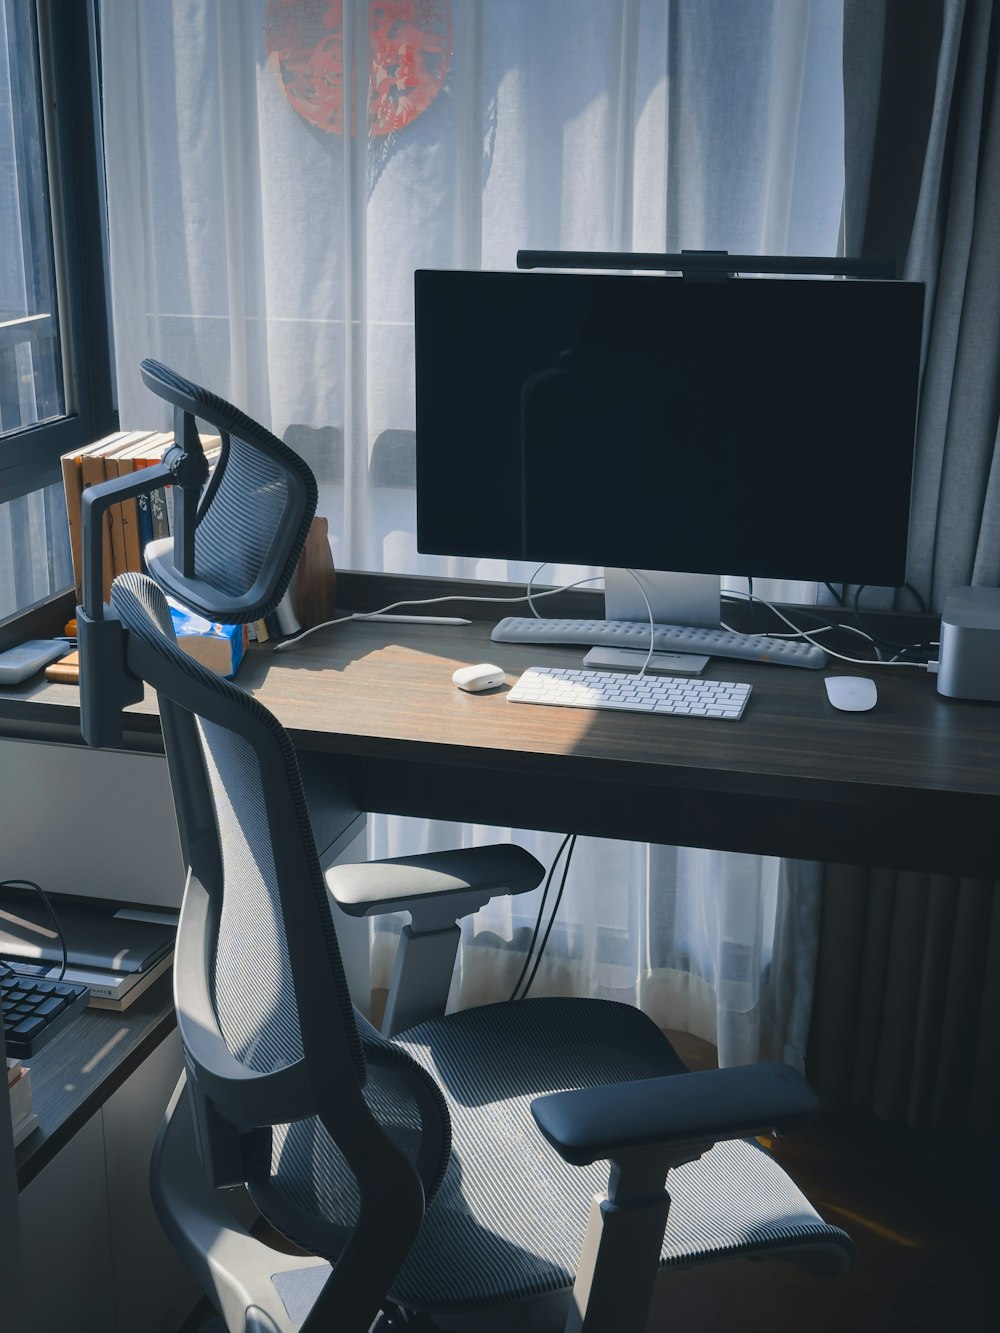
[
  {"left": 134, "top": 463, "right": 155, "bottom": 565},
  {"left": 104, "top": 454, "right": 131, "bottom": 579},
  {"left": 149, "top": 484, "right": 170, "bottom": 540},
  {"left": 60, "top": 452, "right": 85, "bottom": 598},
  {"left": 116, "top": 455, "right": 143, "bottom": 572},
  {"left": 79, "top": 453, "right": 114, "bottom": 603}
]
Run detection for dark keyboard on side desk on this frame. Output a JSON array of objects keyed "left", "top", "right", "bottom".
[{"left": 2, "top": 962, "right": 89, "bottom": 1056}]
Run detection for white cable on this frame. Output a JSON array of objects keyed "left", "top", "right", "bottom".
[
  {"left": 724, "top": 589, "right": 931, "bottom": 670},
  {"left": 526, "top": 563, "right": 549, "bottom": 618},
  {"left": 721, "top": 615, "right": 884, "bottom": 660},
  {"left": 721, "top": 605, "right": 882, "bottom": 650},
  {"left": 625, "top": 569, "right": 656, "bottom": 676},
  {"left": 273, "top": 572, "right": 604, "bottom": 651}
]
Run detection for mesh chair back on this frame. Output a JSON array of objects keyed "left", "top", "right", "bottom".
[
  {"left": 111, "top": 572, "right": 447, "bottom": 1315},
  {"left": 139, "top": 359, "right": 318, "bottom": 622}
]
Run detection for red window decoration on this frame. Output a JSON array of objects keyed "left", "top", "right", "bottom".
[{"left": 264, "top": 0, "right": 453, "bottom": 137}]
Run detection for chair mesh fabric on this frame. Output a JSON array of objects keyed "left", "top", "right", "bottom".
[
  {"left": 111, "top": 571, "right": 451, "bottom": 1248},
  {"left": 140, "top": 359, "right": 318, "bottom": 619},
  {"left": 194, "top": 442, "right": 291, "bottom": 599},
  {"left": 195, "top": 702, "right": 452, "bottom": 1243},
  {"left": 197, "top": 719, "right": 305, "bottom": 1070},
  {"left": 377, "top": 997, "right": 854, "bottom": 1311},
  {"left": 110, "top": 571, "right": 364, "bottom": 1081},
  {"left": 268, "top": 1015, "right": 452, "bottom": 1238}
]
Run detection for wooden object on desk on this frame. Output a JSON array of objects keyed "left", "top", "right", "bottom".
[
  {"left": 44, "top": 648, "right": 79, "bottom": 683},
  {"left": 293, "top": 514, "right": 336, "bottom": 629},
  {"left": 0, "top": 572, "right": 997, "bottom": 879}
]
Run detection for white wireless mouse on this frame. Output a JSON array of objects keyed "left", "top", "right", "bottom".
[
  {"left": 824, "top": 675, "right": 878, "bottom": 712},
  {"left": 453, "top": 662, "right": 506, "bottom": 693}
]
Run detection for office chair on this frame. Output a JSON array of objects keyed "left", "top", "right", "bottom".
[
  {"left": 78, "top": 358, "right": 319, "bottom": 747},
  {"left": 110, "top": 571, "right": 853, "bottom": 1333}
]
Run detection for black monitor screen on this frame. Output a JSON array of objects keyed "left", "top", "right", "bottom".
[{"left": 415, "top": 269, "right": 923, "bottom": 587}]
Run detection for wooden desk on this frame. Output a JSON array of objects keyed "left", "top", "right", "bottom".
[{"left": 1, "top": 575, "right": 998, "bottom": 877}]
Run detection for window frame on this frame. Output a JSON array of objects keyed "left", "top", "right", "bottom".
[{"left": 0, "top": 0, "right": 115, "bottom": 507}]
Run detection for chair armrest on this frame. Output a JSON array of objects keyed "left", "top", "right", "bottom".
[
  {"left": 531, "top": 1063, "right": 818, "bottom": 1168},
  {"left": 327, "top": 843, "right": 544, "bottom": 921}
]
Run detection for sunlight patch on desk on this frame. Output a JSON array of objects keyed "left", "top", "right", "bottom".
[{"left": 81, "top": 1027, "right": 128, "bottom": 1074}]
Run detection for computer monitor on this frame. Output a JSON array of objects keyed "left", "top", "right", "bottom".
[{"left": 414, "top": 267, "right": 924, "bottom": 623}]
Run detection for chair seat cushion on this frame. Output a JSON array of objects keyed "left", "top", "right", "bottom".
[{"left": 388, "top": 996, "right": 852, "bottom": 1311}]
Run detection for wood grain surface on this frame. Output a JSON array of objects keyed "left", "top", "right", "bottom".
[{"left": 2, "top": 575, "right": 998, "bottom": 875}]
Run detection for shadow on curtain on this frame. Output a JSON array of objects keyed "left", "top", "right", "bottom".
[{"left": 811, "top": 0, "right": 1000, "bottom": 1128}]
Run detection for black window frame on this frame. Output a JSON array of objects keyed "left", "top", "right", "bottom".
[{"left": 0, "top": 0, "right": 115, "bottom": 507}]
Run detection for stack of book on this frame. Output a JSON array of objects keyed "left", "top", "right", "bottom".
[
  {"left": 59, "top": 428, "right": 284, "bottom": 653},
  {"left": 0, "top": 894, "right": 177, "bottom": 1014},
  {"left": 60, "top": 429, "right": 221, "bottom": 602},
  {"left": 7, "top": 1056, "right": 37, "bottom": 1147}
]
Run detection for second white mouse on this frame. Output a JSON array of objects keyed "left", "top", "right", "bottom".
[
  {"left": 453, "top": 662, "right": 506, "bottom": 693},
  {"left": 824, "top": 675, "right": 878, "bottom": 712}
]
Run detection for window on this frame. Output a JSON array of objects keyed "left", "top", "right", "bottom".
[{"left": 0, "top": 0, "right": 114, "bottom": 620}]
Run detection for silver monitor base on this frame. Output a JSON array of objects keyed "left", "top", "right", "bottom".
[{"left": 603, "top": 568, "right": 722, "bottom": 629}]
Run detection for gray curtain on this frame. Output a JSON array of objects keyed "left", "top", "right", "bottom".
[
  {"left": 809, "top": 0, "right": 1000, "bottom": 1129},
  {"left": 845, "top": 0, "right": 1000, "bottom": 610},
  {"left": 809, "top": 866, "right": 1000, "bottom": 1129}
]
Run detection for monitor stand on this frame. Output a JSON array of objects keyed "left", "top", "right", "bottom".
[{"left": 603, "top": 568, "right": 722, "bottom": 629}]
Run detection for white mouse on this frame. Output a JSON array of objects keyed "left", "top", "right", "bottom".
[
  {"left": 453, "top": 662, "right": 506, "bottom": 693},
  {"left": 824, "top": 675, "right": 878, "bottom": 712}
]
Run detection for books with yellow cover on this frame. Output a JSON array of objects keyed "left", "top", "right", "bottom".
[
  {"left": 103, "top": 431, "right": 159, "bottom": 576},
  {"left": 60, "top": 434, "right": 130, "bottom": 597},
  {"left": 78, "top": 447, "right": 116, "bottom": 602},
  {"left": 107, "top": 431, "right": 165, "bottom": 574},
  {"left": 61, "top": 429, "right": 224, "bottom": 595}
]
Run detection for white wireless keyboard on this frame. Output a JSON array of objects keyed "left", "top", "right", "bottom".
[
  {"left": 507, "top": 666, "right": 752, "bottom": 719},
  {"left": 492, "top": 617, "right": 827, "bottom": 669}
]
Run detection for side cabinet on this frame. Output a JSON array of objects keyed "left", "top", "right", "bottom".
[{"left": 19, "top": 1031, "right": 199, "bottom": 1333}]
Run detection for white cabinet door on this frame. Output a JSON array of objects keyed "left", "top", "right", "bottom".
[
  {"left": 19, "top": 1115, "right": 115, "bottom": 1333},
  {"left": 103, "top": 1031, "right": 201, "bottom": 1333}
]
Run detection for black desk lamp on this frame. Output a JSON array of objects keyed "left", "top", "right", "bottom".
[{"left": 77, "top": 359, "right": 317, "bottom": 748}]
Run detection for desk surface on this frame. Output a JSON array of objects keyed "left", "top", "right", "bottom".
[{"left": 2, "top": 581, "right": 998, "bottom": 876}]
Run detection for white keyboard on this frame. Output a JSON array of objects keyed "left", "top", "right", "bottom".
[
  {"left": 507, "top": 666, "right": 752, "bottom": 719},
  {"left": 492, "top": 616, "right": 827, "bottom": 669}
]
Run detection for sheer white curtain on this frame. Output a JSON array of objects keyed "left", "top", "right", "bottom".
[{"left": 101, "top": 0, "right": 844, "bottom": 1068}]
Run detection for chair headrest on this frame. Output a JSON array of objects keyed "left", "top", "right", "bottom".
[{"left": 139, "top": 358, "right": 318, "bottom": 623}]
